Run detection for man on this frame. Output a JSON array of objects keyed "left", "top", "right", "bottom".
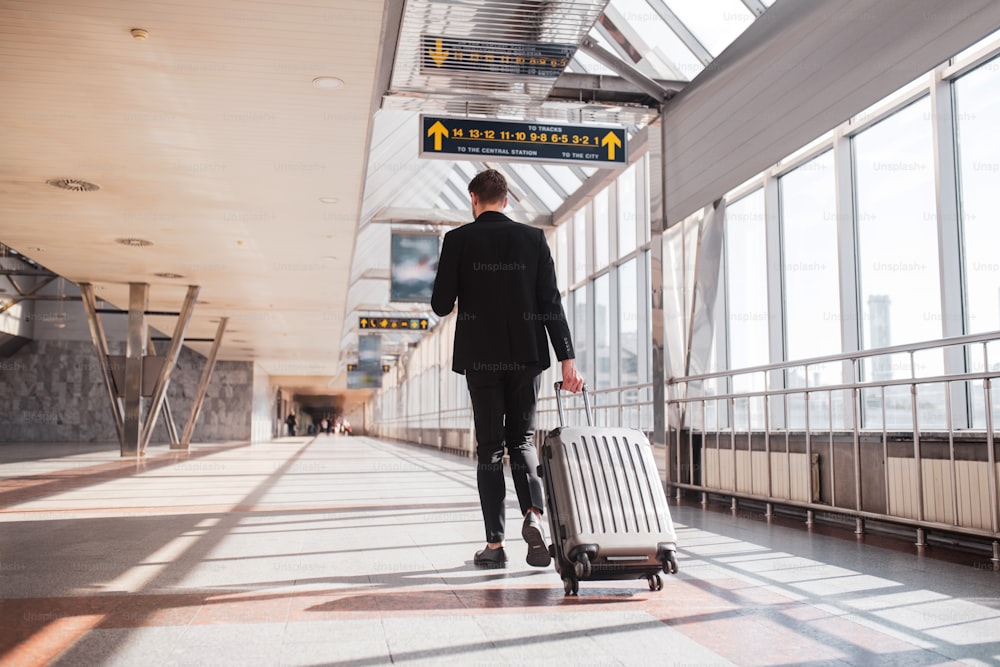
[{"left": 432, "top": 168, "right": 584, "bottom": 568}]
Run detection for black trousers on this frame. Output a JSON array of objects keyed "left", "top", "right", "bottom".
[{"left": 466, "top": 365, "right": 545, "bottom": 544}]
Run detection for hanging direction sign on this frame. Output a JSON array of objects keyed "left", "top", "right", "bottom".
[
  {"left": 420, "top": 115, "right": 626, "bottom": 167},
  {"left": 358, "top": 316, "right": 430, "bottom": 331},
  {"left": 420, "top": 35, "right": 575, "bottom": 77}
]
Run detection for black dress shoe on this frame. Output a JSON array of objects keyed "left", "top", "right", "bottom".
[
  {"left": 522, "top": 512, "right": 551, "bottom": 567},
  {"left": 474, "top": 546, "right": 507, "bottom": 567}
]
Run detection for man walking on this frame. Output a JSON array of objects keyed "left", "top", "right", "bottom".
[{"left": 432, "top": 168, "right": 583, "bottom": 568}]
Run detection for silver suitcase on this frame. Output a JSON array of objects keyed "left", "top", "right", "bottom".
[{"left": 540, "top": 382, "right": 679, "bottom": 596}]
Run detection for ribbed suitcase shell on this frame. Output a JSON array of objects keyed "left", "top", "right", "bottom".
[{"left": 541, "top": 425, "right": 677, "bottom": 585}]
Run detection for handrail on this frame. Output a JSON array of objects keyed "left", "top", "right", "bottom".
[
  {"left": 668, "top": 329, "right": 1000, "bottom": 386},
  {"left": 669, "top": 370, "right": 999, "bottom": 403}
]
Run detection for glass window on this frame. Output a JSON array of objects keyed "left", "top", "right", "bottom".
[
  {"left": 666, "top": 0, "right": 755, "bottom": 57},
  {"left": 854, "top": 99, "right": 941, "bottom": 349},
  {"left": 955, "top": 60, "right": 1000, "bottom": 335},
  {"left": 853, "top": 97, "right": 943, "bottom": 428},
  {"left": 779, "top": 151, "right": 841, "bottom": 367},
  {"left": 555, "top": 224, "right": 569, "bottom": 293},
  {"left": 595, "top": 274, "right": 612, "bottom": 390},
  {"left": 618, "top": 163, "right": 638, "bottom": 256},
  {"left": 619, "top": 258, "right": 640, "bottom": 387},
  {"left": 663, "top": 212, "right": 700, "bottom": 380},
  {"left": 955, "top": 58, "right": 1000, "bottom": 427},
  {"left": 573, "top": 209, "right": 587, "bottom": 284},
  {"left": 725, "top": 189, "right": 768, "bottom": 429},
  {"left": 725, "top": 190, "right": 768, "bottom": 370},
  {"left": 594, "top": 189, "right": 610, "bottom": 270},
  {"left": 573, "top": 287, "right": 588, "bottom": 381}
]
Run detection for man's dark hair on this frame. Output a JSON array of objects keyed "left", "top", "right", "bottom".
[{"left": 468, "top": 169, "right": 508, "bottom": 205}]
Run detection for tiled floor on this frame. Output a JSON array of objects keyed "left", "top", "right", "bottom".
[{"left": 1, "top": 436, "right": 998, "bottom": 666}]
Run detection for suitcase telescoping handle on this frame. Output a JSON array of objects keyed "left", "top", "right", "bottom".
[{"left": 554, "top": 381, "right": 593, "bottom": 427}]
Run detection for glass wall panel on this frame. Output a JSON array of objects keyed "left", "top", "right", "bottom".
[
  {"left": 573, "top": 209, "right": 587, "bottom": 284},
  {"left": 555, "top": 224, "right": 569, "bottom": 293},
  {"left": 853, "top": 97, "right": 943, "bottom": 428},
  {"left": 955, "top": 58, "right": 1000, "bottom": 427},
  {"left": 780, "top": 150, "right": 840, "bottom": 364},
  {"left": 595, "top": 274, "right": 612, "bottom": 391},
  {"left": 618, "top": 162, "right": 638, "bottom": 256},
  {"left": 619, "top": 259, "right": 639, "bottom": 387},
  {"left": 573, "top": 287, "right": 589, "bottom": 381},
  {"left": 779, "top": 150, "right": 843, "bottom": 431},
  {"left": 594, "top": 189, "right": 610, "bottom": 270},
  {"left": 663, "top": 212, "right": 700, "bottom": 380},
  {"left": 667, "top": 0, "right": 754, "bottom": 57},
  {"left": 955, "top": 61, "right": 1000, "bottom": 335},
  {"left": 725, "top": 189, "right": 768, "bottom": 429}
]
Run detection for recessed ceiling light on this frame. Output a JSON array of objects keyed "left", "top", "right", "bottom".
[
  {"left": 27, "top": 246, "right": 44, "bottom": 252},
  {"left": 154, "top": 272, "right": 184, "bottom": 279},
  {"left": 47, "top": 178, "right": 100, "bottom": 192},
  {"left": 115, "top": 237, "right": 153, "bottom": 247},
  {"left": 319, "top": 197, "right": 339, "bottom": 204},
  {"left": 312, "top": 77, "right": 344, "bottom": 90},
  {"left": 321, "top": 256, "right": 337, "bottom": 261},
  {"left": 130, "top": 28, "right": 149, "bottom": 40}
]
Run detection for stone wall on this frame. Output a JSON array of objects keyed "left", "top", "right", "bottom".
[{"left": 0, "top": 339, "right": 253, "bottom": 444}]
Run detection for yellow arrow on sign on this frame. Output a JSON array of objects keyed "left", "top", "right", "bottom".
[
  {"left": 360, "top": 318, "right": 368, "bottom": 328},
  {"left": 427, "top": 120, "right": 449, "bottom": 151},
  {"left": 602, "top": 131, "right": 622, "bottom": 161},
  {"left": 428, "top": 38, "right": 449, "bottom": 67}
]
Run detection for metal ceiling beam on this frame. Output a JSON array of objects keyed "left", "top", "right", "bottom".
[
  {"left": 578, "top": 37, "right": 674, "bottom": 104},
  {"left": 372, "top": 207, "right": 470, "bottom": 225},
  {"left": 741, "top": 0, "right": 769, "bottom": 18},
  {"left": 549, "top": 72, "right": 683, "bottom": 106}
]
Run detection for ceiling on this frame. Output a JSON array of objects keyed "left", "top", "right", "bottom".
[
  {"left": 0, "top": 0, "right": 663, "bottom": 407},
  {"left": 0, "top": 0, "right": 386, "bottom": 400}
]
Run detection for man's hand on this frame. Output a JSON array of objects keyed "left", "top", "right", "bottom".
[{"left": 560, "top": 359, "right": 584, "bottom": 393}]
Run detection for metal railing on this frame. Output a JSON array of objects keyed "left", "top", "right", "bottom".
[{"left": 667, "top": 330, "right": 1000, "bottom": 561}]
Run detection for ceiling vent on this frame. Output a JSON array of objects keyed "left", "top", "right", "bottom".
[
  {"left": 115, "top": 237, "right": 153, "bottom": 247},
  {"left": 46, "top": 178, "right": 100, "bottom": 192}
]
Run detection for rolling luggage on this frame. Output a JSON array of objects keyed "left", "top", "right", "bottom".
[{"left": 539, "top": 382, "right": 679, "bottom": 596}]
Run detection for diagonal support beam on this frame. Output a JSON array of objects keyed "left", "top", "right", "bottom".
[
  {"left": 140, "top": 285, "right": 200, "bottom": 453},
  {"left": 579, "top": 36, "right": 673, "bottom": 104},
  {"left": 147, "top": 335, "right": 181, "bottom": 447},
  {"left": 178, "top": 317, "right": 228, "bottom": 449},
  {"left": 79, "top": 283, "right": 125, "bottom": 449}
]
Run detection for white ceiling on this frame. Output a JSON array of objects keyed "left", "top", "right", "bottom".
[{"left": 0, "top": 0, "right": 386, "bottom": 396}]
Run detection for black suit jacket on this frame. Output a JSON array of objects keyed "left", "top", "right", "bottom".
[{"left": 431, "top": 211, "right": 575, "bottom": 374}]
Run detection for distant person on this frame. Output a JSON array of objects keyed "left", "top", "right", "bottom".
[
  {"left": 320, "top": 417, "right": 329, "bottom": 435},
  {"left": 285, "top": 413, "right": 297, "bottom": 437},
  {"left": 431, "top": 168, "right": 583, "bottom": 569}
]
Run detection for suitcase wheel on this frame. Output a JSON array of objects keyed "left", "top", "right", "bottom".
[
  {"left": 573, "top": 552, "right": 592, "bottom": 578},
  {"left": 647, "top": 574, "right": 663, "bottom": 591},
  {"left": 660, "top": 549, "right": 679, "bottom": 575},
  {"left": 562, "top": 576, "right": 579, "bottom": 596}
]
